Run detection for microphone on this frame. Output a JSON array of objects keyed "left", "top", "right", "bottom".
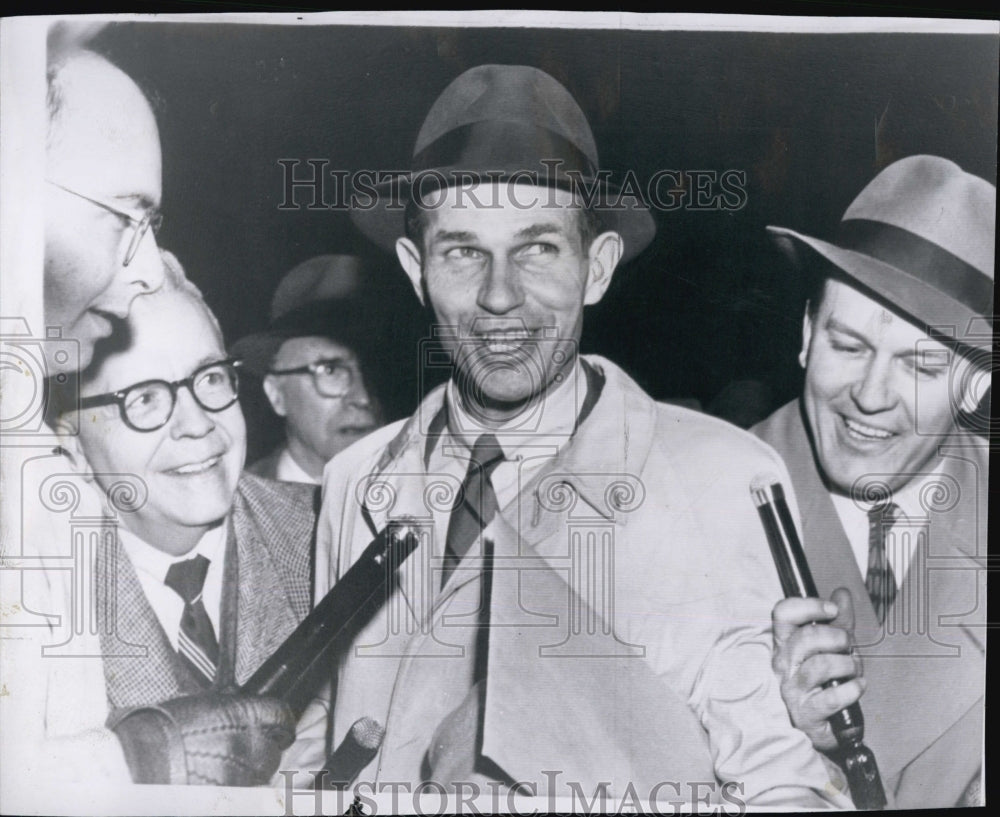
[
  {"left": 750, "top": 475, "right": 887, "bottom": 810},
  {"left": 241, "top": 521, "right": 419, "bottom": 714},
  {"left": 320, "top": 717, "right": 385, "bottom": 790}
]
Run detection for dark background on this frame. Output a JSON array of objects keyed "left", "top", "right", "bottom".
[{"left": 83, "top": 22, "right": 998, "bottom": 462}]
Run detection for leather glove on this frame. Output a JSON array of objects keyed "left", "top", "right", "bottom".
[{"left": 110, "top": 693, "right": 295, "bottom": 786}]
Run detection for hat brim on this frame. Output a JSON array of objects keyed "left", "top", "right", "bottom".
[
  {"left": 351, "top": 171, "right": 656, "bottom": 264},
  {"left": 229, "top": 300, "right": 375, "bottom": 376},
  {"left": 229, "top": 332, "right": 287, "bottom": 377},
  {"left": 767, "top": 225, "right": 984, "bottom": 340}
]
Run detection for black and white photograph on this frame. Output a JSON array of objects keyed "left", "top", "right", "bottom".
[{"left": 0, "top": 10, "right": 994, "bottom": 815}]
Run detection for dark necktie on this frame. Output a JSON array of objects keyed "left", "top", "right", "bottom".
[
  {"left": 865, "top": 503, "right": 900, "bottom": 624},
  {"left": 441, "top": 434, "right": 504, "bottom": 588},
  {"left": 164, "top": 553, "right": 219, "bottom": 686}
]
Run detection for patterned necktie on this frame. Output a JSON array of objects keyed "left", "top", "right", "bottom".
[
  {"left": 442, "top": 434, "right": 504, "bottom": 588},
  {"left": 164, "top": 554, "right": 219, "bottom": 686},
  {"left": 865, "top": 503, "right": 900, "bottom": 624}
]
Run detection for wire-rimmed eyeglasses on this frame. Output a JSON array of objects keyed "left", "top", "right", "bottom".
[
  {"left": 79, "top": 359, "right": 242, "bottom": 432},
  {"left": 267, "top": 358, "right": 355, "bottom": 398},
  {"left": 46, "top": 179, "right": 163, "bottom": 267}
]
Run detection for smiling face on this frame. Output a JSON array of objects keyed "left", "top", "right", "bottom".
[
  {"left": 396, "top": 183, "right": 622, "bottom": 425},
  {"left": 263, "top": 336, "right": 382, "bottom": 478},
  {"left": 45, "top": 53, "right": 165, "bottom": 371},
  {"left": 801, "top": 278, "right": 967, "bottom": 495},
  {"left": 75, "top": 289, "right": 246, "bottom": 555}
]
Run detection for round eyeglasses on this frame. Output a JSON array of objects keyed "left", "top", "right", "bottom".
[
  {"left": 46, "top": 179, "right": 163, "bottom": 267},
  {"left": 79, "top": 359, "right": 242, "bottom": 432},
  {"left": 267, "top": 358, "right": 355, "bottom": 398}
]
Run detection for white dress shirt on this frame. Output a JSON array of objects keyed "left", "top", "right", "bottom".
[
  {"left": 275, "top": 446, "right": 320, "bottom": 485},
  {"left": 118, "top": 522, "right": 227, "bottom": 651},
  {"left": 829, "top": 465, "right": 943, "bottom": 589}
]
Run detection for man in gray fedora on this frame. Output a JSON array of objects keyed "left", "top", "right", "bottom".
[
  {"left": 307, "top": 64, "right": 851, "bottom": 808},
  {"left": 232, "top": 255, "right": 384, "bottom": 484},
  {"left": 754, "top": 155, "right": 992, "bottom": 808}
]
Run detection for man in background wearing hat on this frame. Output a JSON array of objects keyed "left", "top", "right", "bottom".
[
  {"left": 754, "top": 155, "right": 992, "bottom": 809},
  {"left": 232, "top": 255, "right": 384, "bottom": 484},
  {"left": 308, "top": 64, "right": 851, "bottom": 808}
]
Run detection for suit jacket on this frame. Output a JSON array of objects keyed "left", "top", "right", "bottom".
[
  {"left": 0, "top": 468, "right": 318, "bottom": 789},
  {"left": 754, "top": 400, "right": 986, "bottom": 809},
  {"left": 99, "top": 473, "right": 317, "bottom": 708},
  {"left": 313, "top": 356, "right": 850, "bottom": 808}
]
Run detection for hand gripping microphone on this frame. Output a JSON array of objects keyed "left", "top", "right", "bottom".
[{"left": 751, "top": 476, "right": 886, "bottom": 810}]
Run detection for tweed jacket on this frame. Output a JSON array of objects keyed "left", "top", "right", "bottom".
[
  {"left": 98, "top": 473, "right": 317, "bottom": 708},
  {"left": 312, "top": 355, "right": 851, "bottom": 808},
  {"left": 754, "top": 400, "right": 986, "bottom": 809},
  {"left": 0, "top": 469, "right": 318, "bottom": 789}
]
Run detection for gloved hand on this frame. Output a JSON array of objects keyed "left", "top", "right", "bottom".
[{"left": 110, "top": 693, "right": 295, "bottom": 786}]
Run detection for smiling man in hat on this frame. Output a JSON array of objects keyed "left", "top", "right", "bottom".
[
  {"left": 754, "top": 155, "right": 992, "bottom": 809},
  {"left": 232, "top": 255, "right": 384, "bottom": 484},
  {"left": 307, "top": 64, "right": 851, "bottom": 809}
]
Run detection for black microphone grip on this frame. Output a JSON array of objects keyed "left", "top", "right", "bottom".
[
  {"left": 241, "top": 521, "right": 420, "bottom": 715},
  {"left": 751, "top": 478, "right": 887, "bottom": 810}
]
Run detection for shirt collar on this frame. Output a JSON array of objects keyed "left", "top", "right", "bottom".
[
  {"left": 119, "top": 520, "right": 228, "bottom": 585},
  {"left": 829, "top": 461, "right": 946, "bottom": 524},
  {"left": 436, "top": 357, "right": 588, "bottom": 463},
  {"left": 276, "top": 447, "right": 320, "bottom": 485}
]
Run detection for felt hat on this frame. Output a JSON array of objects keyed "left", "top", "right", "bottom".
[
  {"left": 230, "top": 254, "right": 373, "bottom": 375},
  {"left": 351, "top": 64, "right": 656, "bottom": 263},
  {"left": 768, "top": 155, "right": 995, "bottom": 335}
]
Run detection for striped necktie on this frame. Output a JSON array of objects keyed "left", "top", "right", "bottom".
[
  {"left": 865, "top": 503, "right": 900, "bottom": 625},
  {"left": 164, "top": 553, "right": 219, "bottom": 686},
  {"left": 441, "top": 434, "right": 504, "bottom": 589}
]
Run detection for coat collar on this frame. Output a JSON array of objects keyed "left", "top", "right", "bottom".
[{"left": 357, "top": 357, "right": 658, "bottom": 564}]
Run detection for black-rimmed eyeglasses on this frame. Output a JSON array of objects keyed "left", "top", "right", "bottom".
[
  {"left": 267, "top": 358, "right": 354, "bottom": 398},
  {"left": 47, "top": 179, "right": 163, "bottom": 267},
  {"left": 79, "top": 359, "right": 241, "bottom": 432}
]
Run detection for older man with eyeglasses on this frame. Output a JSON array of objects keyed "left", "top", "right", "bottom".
[
  {"left": 48, "top": 270, "right": 327, "bottom": 788},
  {"left": 233, "top": 255, "right": 384, "bottom": 484}
]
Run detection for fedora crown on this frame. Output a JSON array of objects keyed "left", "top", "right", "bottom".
[
  {"left": 413, "top": 64, "right": 599, "bottom": 168},
  {"left": 843, "top": 155, "right": 994, "bottom": 280}
]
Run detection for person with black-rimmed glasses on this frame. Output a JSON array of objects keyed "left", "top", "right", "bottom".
[{"left": 50, "top": 270, "right": 326, "bottom": 787}]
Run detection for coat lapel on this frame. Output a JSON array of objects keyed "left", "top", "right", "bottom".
[
  {"left": 98, "top": 533, "right": 194, "bottom": 708},
  {"left": 231, "top": 503, "right": 302, "bottom": 685},
  {"left": 508, "top": 361, "right": 657, "bottom": 561},
  {"left": 858, "top": 445, "right": 986, "bottom": 783},
  {"left": 755, "top": 402, "right": 986, "bottom": 787}
]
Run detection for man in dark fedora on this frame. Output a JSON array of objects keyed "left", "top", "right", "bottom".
[
  {"left": 308, "top": 64, "right": 851, "bottom": 808},
  {"left": 754, "top": 155, "right": 992, "bottom": 808},
  {"left": 232, "top": 255, "right": 384, "bottom": 484}
]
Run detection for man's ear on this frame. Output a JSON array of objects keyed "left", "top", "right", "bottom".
[
  {"left": 583, "top": 231, "right": 624, "bottom": 306},
  {"left": 800, "top": 304, "right": 814, "bottom": 369},
  {"left": 262, "top": 375, "right": 287, "bottom": 418},
  {"left": 396, "top": 237, "right": 426, "bottom": 307},
  {"left": 54, "top": 418, "right": 94, "bottom": 482}
]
